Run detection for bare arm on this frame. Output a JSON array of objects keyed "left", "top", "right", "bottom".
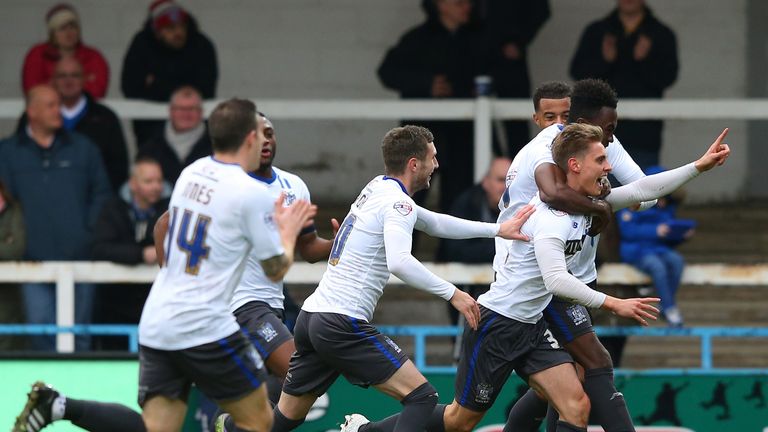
[
  {"left": 534, "top": 163, "right": 612, "bottom": 235},
  {"left": 295, "top": 218, "right": 339, "bottom": 263},
  {"left": 154, "top": 210, "right": 170, "bottom": 268},
  {"left": 260, "top": 196, "right": 317, "bottom": 282}
]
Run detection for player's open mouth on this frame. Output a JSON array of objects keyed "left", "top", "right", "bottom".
[{"left": 261, "top": 148, "right": 272, "bottom": 157}]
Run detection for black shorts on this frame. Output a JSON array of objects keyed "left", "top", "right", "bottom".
[
  {"left": 282, "top": 310, "right": 409, "bottom": 397},
  {"left": 454, "top": 306, "right": 572, "bottom": 412},
  {"left": 235, "top": 301, "right": 294, "bottom": 361},
  {"left": 138, "top": 330, "right": 268, "bottom": 406},
  {"left": 543, "top": 280, "right": 597, "bottom": 344}
]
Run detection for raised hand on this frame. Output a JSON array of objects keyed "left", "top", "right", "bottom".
[
  {"left": 497, "top": 204, "right": 535, "bottom": 241},
  {"left": 603, "top": 296, "right": 660, "bottom": 326},
  {"left": 694, "top": 128, "right": 731, "bottom": 172}
]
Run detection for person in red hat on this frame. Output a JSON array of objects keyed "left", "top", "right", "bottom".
[
  {"left": 121, "top": 0, "right": 219, "bottom": 146},
  {"left": 21, "top": 3, "right": 110, "bottom": 99}
]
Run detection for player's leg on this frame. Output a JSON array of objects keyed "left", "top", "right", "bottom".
[
  {"left": 312, "top": 316, "right": 436, "bottom": 432},
  {"left": 527, "top": 363, "right": 590, "bottom": 431},
  {"left": 545, "top": 295, "right": 635, "bottom": 432},
  {"left": 12, "top": 381, "right": 147, "bottom": 432},
  {"left": 142, "top": 396, "right": 187, "bottom": 432},
  {"left": 216, "top": 385, "right": 272, "bottom": 432},
  {"left": 271, "top": 311, "right": 339, "bottom": 431},
  {"left": 503, "top": 388, "right": 548, "bottom": 432},
  {"left": 235, "top": 302, "right": 295, "bottom": 380}
]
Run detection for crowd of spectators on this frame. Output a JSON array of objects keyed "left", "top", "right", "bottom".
[{"left": 0, "top": 0, "right": 681, "bottom": 351}]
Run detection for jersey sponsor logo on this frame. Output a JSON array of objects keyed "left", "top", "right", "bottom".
[
  {"left": 257, "top": 322, "right": 279, "bottom": 343},
  {"left": 393, "top": 201, "right": 413, "bottom": 216},
  {"left": 564, "top": 237, "right": 584, "bottom": 255},
  {"left": 475, "top": 382, "right": 494, "bottom": 404},
  {"left": 567, "top": 305, "right": 589, "bottom": 326}
]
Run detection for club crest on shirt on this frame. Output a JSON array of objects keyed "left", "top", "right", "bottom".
[
  {"left": 264, "top": 212, "right": 276, "bottom": 228},
  {"left": 282, "top": 191, "right": 297, "bottom": 207},
  {"left": 393, "top": 201, "right": 413, "bottom": 216}
]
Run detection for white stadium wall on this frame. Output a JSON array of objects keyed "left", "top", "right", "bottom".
[{"left": 0, "top": 0, "right": 751, "bottom": 203}]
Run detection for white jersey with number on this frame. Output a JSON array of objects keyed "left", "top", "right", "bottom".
[
  {"left": 495, "top": 124, "right": 645, "bottom": 283},
  {"left": 480, "top": 194, "right": 589, "bottom": 322},
  {"left": 139, "top": 156, "right": 284, "bottom": 350},
  {"left": 302, "top": 176, "right": 416, "bottom": 322},
  {"left": 231, "top": 167, "right": 312, "bottom": 312}
]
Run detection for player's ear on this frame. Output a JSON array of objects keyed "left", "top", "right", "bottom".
[
  {"left": 408, "top": 157, "right": 419, "bottom": 172},
  {"left": 568, "top": 157, "right": 580, "bottom": 173}
]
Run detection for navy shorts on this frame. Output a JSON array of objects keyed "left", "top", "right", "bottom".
[
  {"left": 282, "top": 310, "right": 409, "bottom": 397},
  {"left": 542, "top": 280, "right": 597, "bottom": 344},
  {"left": 454, "top": 306, "right": 572, "bottom": 412},
  {"left": 234, "top": 301, "right": 294, "bottom": 362},
  {"left": 138, "top": 330, "right": 267, "bottom": 406}
]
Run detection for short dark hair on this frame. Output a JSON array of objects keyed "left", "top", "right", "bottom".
[
  {"left": 381, "top": 125, "right": 434, "bottom": 175},
  {"left": 208, "top": 98, "right": 257, "bottom": 153},
  {"left": 551, "top": 123, "right": 604, "bottom": 171},
  {"left": 533, "top": 81, "right": 572, "bottom": 111},
  {"left": 569, "top": 79, "right": 618, "bottom": 123}
]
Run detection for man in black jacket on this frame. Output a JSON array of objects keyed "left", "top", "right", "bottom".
[
  {"left": 138, "top": 86, "right": 212, "bottom": 185},
  {"left": 570, "top": 0, "right": 678, "bottom": 169},
  {"left": 378, "top": 0, "right": 490, "bottom": 212},
  {"left": 121, "top": 0, "right": 218, "bottom": 144},
  {"left": 91, "top": 156, "right": 168, "bottom": 350}
]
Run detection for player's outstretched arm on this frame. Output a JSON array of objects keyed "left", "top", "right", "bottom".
[
  {"left": 606, "top": 128, "right": 731, "bottom": 211},
  {"left": 384, "top": 220, "right": 481, "bottom": 329},
  {"left": 414, "top": 205, "right": 499, "bottom": 240},
  {"left": 296, "top": 217, "right": 339, "bottom": 263},
  {"left": 601, "top": 296, "right": 660, "bottom": 326},
  {"left": 154, "top": 210, "right": 170, "bottom": 267},
  {"left": 534, "top": 163, "right": 612, "bottom": 235}
]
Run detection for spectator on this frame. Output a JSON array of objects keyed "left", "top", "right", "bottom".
[
  {"left": 121, "top": 0, "right": 218, "bottom": 145},
  {"left": 436, "top": 156, "right": 511, "bottom": 353},
  {"left": 617, "top": 165, "right": 691, "bottom": 327},
  {"left": 0, "top": 85, "right": 112, "bottom": 351},
  {"left": 19, "top": 57, "right": 129, "bottom": 193},
  {"left": 22, "top": 3, "right": 109, "bottom": 99},
  {"left": 479, "top": 0, "right": 550, "bottom": 156},
  {"left": 91, "top": 156, "right": 168, "bottom": 350},
  {"left": 0, "top": 180, "right": 26, "bottom": 350},
  {"left": 378, "top": 0, "right": 490, "bottom": 211},
  {"left": 570, "top": 0, "right": 678, "bottom": 169},
  {"left": 138, "top": 86, "right": 212, "bottom": 185}
]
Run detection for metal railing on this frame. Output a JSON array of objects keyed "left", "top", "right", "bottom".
[
  {"left": 1, "top": 97, "right": 764, "bottom": 184},
  {"left": 2, "top": 323, "right": 766, "bottom": 376},
  {"left": 1, "top": 261, "right": 767, "bottom": 353}
]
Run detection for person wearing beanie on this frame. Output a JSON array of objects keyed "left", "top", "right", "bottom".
[
  {"left": 22, "top": 3, "right": 110, "bottom": 99},
  {"left": 121, "top": 0, "right": 218, "bottom": 145}
]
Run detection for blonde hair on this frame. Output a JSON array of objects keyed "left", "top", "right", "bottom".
[{"left": 551, "top": 123, "right": 604, "bottom": 171}]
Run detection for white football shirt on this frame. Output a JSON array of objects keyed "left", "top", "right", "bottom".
[
  {"left": 479, "top": 195, "right": 589, "bottom": 322},
  {"left": 231, "top": 167, "right": 312, "bottom": 311},
  {"left": 139, "top": 156, "right": 284, "bottom": 350},
  {"left": 495, "top": 125, "right": 645, "bottom": 283},
  {"left": 301, "top": 176, "right": 419, "bottom": 322}
]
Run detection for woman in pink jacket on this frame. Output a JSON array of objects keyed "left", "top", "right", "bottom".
[{"left": 22, "top": 3, "right": 109, "bottom": 99}]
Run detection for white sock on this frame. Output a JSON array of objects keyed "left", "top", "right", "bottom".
[{"left": 51, "top": 396, "right": 66, "bottom": 421}]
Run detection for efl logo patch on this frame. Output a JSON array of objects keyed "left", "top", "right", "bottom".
[
  {"left": 257, "top": 322, "right": 279, "bottom": 343},
  {"left": 567, "top": 305, "right": 589, "bottom": 326},
  {"left": 475, "top": 383, "right": 494, "bottom": 404},
  {"left": 393, "top": 201, "right": 413, "bottom": 216}
]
